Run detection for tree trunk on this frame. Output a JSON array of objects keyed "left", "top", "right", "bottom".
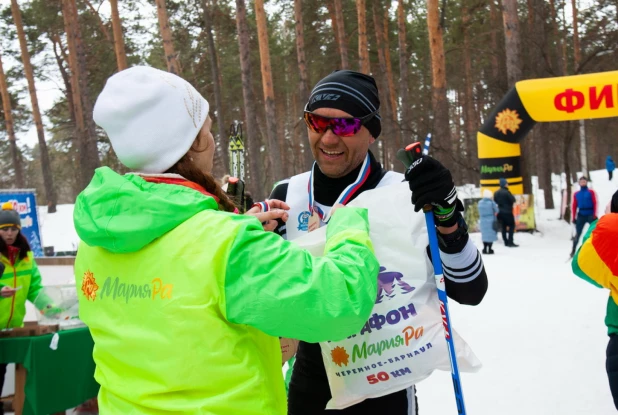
[
  {"left": 254, "top": 0, "right": 284, "bottom": 181},
  {"left": 501, "top": 0, "right": 522, "bottom": 87},
  {"left": 382, "top": 2, "right": 402, "bottom": 162},
  {"left": 235, "top": 0, "right": 266, "bottom": 197},
  {"left": 294, "top": 0, "right": 313, "bottom": 171},
  {"left": 203, "top": 0, "right": 228, "bottom": 179},
  {"left": 462, "top": 1, "right": 478, "bottom": 184},
  {"left": 109, "top": 0, "right": 128, "bottom": 71},
  {"left": 326, "top": 1, "right": 341, "bottom": 61},
  {"left": 530, "top": 0, "right": 554, "bottom": 209},
  {"left": 563, "top": 122, "right": 576, "bottom": 223},
  {"left": 570, "top": 0, "right": 587, "bottom": 177},
  {"left": 426, "top": 0, "right": 453, "bottom": 170},
  {"left": 397, "top": 0, "right": 412, "bottom": 133},
  {"left": 501, "top": 0, "right": 530, "bottom": 193},
  {"left": 356, "top": 0, "right": 370, "bottom": 74},
  {"left": 63, "top": 0, "right": 100, "bottom": 190},
  {"left": 155, "top": 0, "right": 181, "bottom": 74},
  {"left": 334, "top": 0, "right": 349, "bottom": 69},
  {"left": 72, "top": 0, "right": 101, "bottom": 177},
  {"left": 0, "top": 50, "right": 24, "bottom": 188},
  {"left": 50, "top": 33, "right": 76, "bottom": 126},
  {"left": 372, "top": 0, "right": 395, "bottom": 169},
  {"left": 11, "top": 0, "right": 57, "bottom": 212},
  {"left": 488, "top": 0, "right": 502, "bottom": 94},
  {"left": 571, "top": 0, "right": 581, "bottom": 71}
]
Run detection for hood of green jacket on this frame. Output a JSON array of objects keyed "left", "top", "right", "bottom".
[{"left": 74, "top": 167, "right": 219, "bottom": 253}]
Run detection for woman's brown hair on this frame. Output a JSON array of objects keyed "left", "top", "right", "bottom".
[{"left": 166, "top": 139, "right": 237, "bottom": 213}]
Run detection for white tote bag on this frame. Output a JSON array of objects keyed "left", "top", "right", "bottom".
[{"left": 291, "top": 182, "right": 481, "bottom": 409}]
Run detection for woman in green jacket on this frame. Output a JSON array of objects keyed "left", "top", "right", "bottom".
[
  {"left": 0, "top": 202, "right": 47, "bottom": 413},
  {"left": 74, "top": 66, "right": 380, "bottom": 414}
]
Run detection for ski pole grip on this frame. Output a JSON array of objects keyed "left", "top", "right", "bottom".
[{"left": 396, "top": 142, "right": 433, "bottom": 213}]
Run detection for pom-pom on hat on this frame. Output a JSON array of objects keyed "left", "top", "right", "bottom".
[
  {"left": 0, "top": 202, "right": 21, "bottom": 229},
  {"left": 93, "top": 66, "right": 210, "bottom": 173}
]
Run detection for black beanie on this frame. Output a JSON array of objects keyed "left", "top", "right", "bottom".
[
  {"left": 611, "top": 190, "right": 618, "bottom": 213},
  {"left": 0, "top": 202, "right": 21, "bottom": 229},
  {"left": 307, "top": 70, "right": 382, "bottom": 139}
]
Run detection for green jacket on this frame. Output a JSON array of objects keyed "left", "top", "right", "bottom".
[
  {"left": 74, "top": 167, "right": 379, "bottom": 414},
  {"left": 0, "top": 250, "right": 43, "bottom": 328}
]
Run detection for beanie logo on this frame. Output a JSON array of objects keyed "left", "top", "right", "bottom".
[
  {"left": 309, "top": 94, "right": 341, "bottom": 106},
  {"left": 183, "top": 84, "right": 202, "bottom": 128},
  {"left": 81, "top": 270, "right": 99, "bottom": 301}
]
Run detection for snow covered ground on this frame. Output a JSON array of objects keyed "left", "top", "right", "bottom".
[
  {"left": 37, "top": 203, "right": 79, "bottom": 253},
  {"left": 419, "top": 170, "right": 618, "bottom": 415},
  {"left": 6, "top": 169, "right": 617, "bottom": 414}
]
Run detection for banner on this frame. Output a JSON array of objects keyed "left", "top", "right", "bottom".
[
  {"left": 292, "top": 183, "right": 481, "bottom": 409},
  {"left": 0, "top": 190, "right": 44, "bottom": 257},
  {"left": 478, "top": 70, "right": 618, "bottom": 195},
  {"left": 463, "top": 194, "right": 536, "bottom": 232}
]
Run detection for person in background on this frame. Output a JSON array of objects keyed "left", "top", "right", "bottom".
[
  {"left": 0, "top": 202, "right": 52, "bottom": 414},
  {"left": 493, "top": 177, "right": 518, "bottom": 247},
  {"left": 572, "top": 189, "right": 618, "bottom": 409},
  {"left": 478, "top": 189, "right": 499, "bottom": 254},
  {"left": 571, "top": 176, "right": 598, "bottom": 257},
  {"left": 607, "top": 156, "right": 615, "bottom": 181},
  {"left": 74, "top": 66, "right": 380, "bottom": 414}
]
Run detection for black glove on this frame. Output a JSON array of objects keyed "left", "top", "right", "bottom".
[{"left": 404, "top": 155, "right": 463, "bottom": 227}]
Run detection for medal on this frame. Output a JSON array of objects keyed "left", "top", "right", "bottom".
[
  {"left": 306, "top": 154, "right": 372, "bottom": 231},
  {"left": 308, "top": 211, "right": 321, "bottom": 232}
]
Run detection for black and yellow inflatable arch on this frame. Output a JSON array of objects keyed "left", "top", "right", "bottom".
[{"left": 478, "top": 70, "right": 618, "bottom": 195}]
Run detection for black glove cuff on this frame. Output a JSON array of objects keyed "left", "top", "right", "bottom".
[{"left": 436, "top": 215, "right": 469, "bottom": 253}]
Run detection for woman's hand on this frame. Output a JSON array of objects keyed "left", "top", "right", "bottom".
[
  {"left": 1, "top": 286, "right": 17, "bottom": 298},
  {"left": 246, "top": 199, "right": 290, "bottom": 232}
]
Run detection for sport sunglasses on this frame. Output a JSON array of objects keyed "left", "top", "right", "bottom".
[{"left": 303, "top": 105, "right": 378, "bottom": 137}]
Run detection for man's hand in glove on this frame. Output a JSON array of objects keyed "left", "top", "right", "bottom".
[{"left": 404, "top": 155, "right": 463, "bottom": 229}]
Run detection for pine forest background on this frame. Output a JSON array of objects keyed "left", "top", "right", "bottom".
[{"left": 0, "top": 0, "right": 616, "bottom": 217}]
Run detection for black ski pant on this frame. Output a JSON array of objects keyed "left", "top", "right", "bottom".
[
  {"left": 0, "top": 363, "right": 6, "bottom": 415},
  {"left": 288, "top": 351, "right": 417, "bottom": 414},
  {"left": 610, "top": 171, "right": 614, "bottom": 181},
  {"left": 607, "top": 334, "right": 618, "bottom": 410},
  {"left": 497, "top": 212, "right": 515, "bottom": 245},
  {"left": 572, "top": 214, "right": 596, "bottom": 253}
]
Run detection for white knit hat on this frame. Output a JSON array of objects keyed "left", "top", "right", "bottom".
[{"left": 93, "top": 66, "right": 209, "bottom": 173}]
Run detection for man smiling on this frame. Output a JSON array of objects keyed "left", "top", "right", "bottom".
[{"left": 270, "top": 70, "right": 487, "bottom": 414}]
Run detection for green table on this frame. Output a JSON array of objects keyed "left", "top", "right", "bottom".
[{"left": 0, "top": 328, "right": 99, "bottom": 415}]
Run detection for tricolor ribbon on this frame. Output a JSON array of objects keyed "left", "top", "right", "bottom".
[{"left": 308, "top": 154, "right": 371, "bottom": 224}]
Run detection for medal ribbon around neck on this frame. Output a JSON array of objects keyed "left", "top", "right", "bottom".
[{"left": 308, "top": 154, "right": 371, "bottom": 224}]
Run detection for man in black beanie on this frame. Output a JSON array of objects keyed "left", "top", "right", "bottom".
[{"left": 270, "top": 70, "right": 488, "bottom": 414}]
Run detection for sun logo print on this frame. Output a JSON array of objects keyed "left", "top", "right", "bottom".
[
  {"left": 494, "top": 108, "right": 523, "bottom": 135},
  {"left": 81, "top": 270, "right": 99, "bottom": 301},
  {"left": 331, "top": 346, "right": 350, "bottom": 367}
]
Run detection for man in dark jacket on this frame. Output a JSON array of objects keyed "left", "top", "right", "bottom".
[
  {"left": 571, "top": 176, "right": 598, "bottom": 257},
  {"left": 493, "top": 177, "right": 518, "bottom": 247},
  {"left": 270, "top": 70, "right": 488, "bottom": 414}
]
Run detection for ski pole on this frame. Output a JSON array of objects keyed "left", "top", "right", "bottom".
[{"left": 396, "top": 142, "right": 467, "bottom": 415}]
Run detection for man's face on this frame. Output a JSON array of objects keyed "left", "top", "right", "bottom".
[
  {"left": 579, "top": 178, "right": 588, "bottom": 187},
  {"left": 307, "top": 108, "right": 376, "bottom": 178}
]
